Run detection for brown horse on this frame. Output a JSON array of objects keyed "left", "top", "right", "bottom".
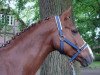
[{"left": 0, "top": 7, "right": 94, "bottom": 75}]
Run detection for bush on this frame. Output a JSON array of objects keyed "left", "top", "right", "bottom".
[{"left": 94, "top": 53, "right": 100, "bottom": 61}]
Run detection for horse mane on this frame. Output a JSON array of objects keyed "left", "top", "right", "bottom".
[{"left": 0, "top": 17, "right": 51, "bottom": 48}]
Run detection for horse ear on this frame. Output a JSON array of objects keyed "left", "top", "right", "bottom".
[{"left": 61, "top": 6, "right": 72, "bottom": 20}]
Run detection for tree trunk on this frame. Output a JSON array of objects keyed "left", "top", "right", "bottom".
[
  {"left": 38, "top": 0, "right": 80, "bottom": 75},
  {"left": 39, "top": 0, "right": 71, "bottom": 19}
]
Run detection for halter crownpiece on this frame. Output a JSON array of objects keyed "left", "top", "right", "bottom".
[{"left": 55, "top": 16, "right": 88, "bottom": 62}]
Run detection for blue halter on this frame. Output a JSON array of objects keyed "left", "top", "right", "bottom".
[{"left": 55, "top": 16, "right": 87, "bottom": 62}]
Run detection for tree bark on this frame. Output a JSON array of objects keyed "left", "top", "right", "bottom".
[
  {"left": 39, "top": 0, "right": 71, "bottom": 19},
  {"left": 38, "top": 0, "right": 80, "bottom": 75}
]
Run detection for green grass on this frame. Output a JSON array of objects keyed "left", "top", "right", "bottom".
[{"left": 89, "top": 61, "right": 100, "bottom": 68}]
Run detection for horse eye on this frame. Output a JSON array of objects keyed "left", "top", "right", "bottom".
[
  {"left": 67, "top": 17, "right": 70, "bottom": 20},
  {"left": 71, "top": 29, "right": 78, "bottom": 34}
]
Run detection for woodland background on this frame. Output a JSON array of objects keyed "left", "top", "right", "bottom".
[{"left": 0, "top": 0, "right": 100, "bottom": 75}]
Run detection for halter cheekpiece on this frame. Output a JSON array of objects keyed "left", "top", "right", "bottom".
[{"left": 55, "top": 16, "right": 88, "bottom": 62}]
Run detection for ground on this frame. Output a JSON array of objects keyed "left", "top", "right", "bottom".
[
  {"left": 81, "top": 61, "right": 100, "bottom": 75},
  {"left": 81, "top": 68, "right": 100, "bottom": 75}
]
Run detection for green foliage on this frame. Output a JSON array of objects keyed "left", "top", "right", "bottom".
[
  {"left": 94, "top": 53, "right": 100, "bottom": 61},
  {"left": 94, "top": 48, "right": 100, "bottom": 53},
  {"left": 72, "top": 0, "right": 100, "bottom": 47},
  {"left": 0, "top": 0, "right": 40, "bottom": 31}
]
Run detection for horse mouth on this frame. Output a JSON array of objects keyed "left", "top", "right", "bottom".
[
  {"left": 80, "top": 58, "right": 90, "bottom": 67},
  {"left": 77, "top": 56, "right": 93, "bottom": 67}
]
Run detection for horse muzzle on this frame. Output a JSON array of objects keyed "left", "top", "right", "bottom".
[{"left": 80, "top": 55, "right": 94, "bottom": 67}]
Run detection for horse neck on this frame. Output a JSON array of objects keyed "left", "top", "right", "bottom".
[{"left": 0, "top": 17, "right": 56, "bottom": 74}]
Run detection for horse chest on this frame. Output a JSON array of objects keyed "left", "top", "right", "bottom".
[
  {"left": 0, "top": 54, "right": 26, "bottom": 75},
  {"left": 0, "top": 51, "right": 37, "bottom": 75}
]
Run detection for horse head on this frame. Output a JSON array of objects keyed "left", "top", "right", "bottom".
[{"left": 52, "top": 7, "right": 94, "bottom": 67}]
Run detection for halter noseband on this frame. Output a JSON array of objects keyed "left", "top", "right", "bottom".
[{"left": 55, "top": 16, "right": 88, "bottom": 62}]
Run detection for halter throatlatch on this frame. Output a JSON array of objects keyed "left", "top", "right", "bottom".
[{"left": 55, "top": 16, "right": 88, "bottom": 62}]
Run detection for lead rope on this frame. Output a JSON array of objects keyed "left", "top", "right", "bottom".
[
  {"left": 70, "top": 63, "right": 76, "bottom": 75},
  {"left": 67, "top": 62, "right": 76, "bottom": 75}
]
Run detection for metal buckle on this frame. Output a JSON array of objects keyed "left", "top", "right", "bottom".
[{"left": 60, "top": 35, "right": 64, "bottom": 41}]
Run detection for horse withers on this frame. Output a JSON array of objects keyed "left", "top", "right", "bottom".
[{"left": 0, "top": 7, "right": 94, "bottom": 75}]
